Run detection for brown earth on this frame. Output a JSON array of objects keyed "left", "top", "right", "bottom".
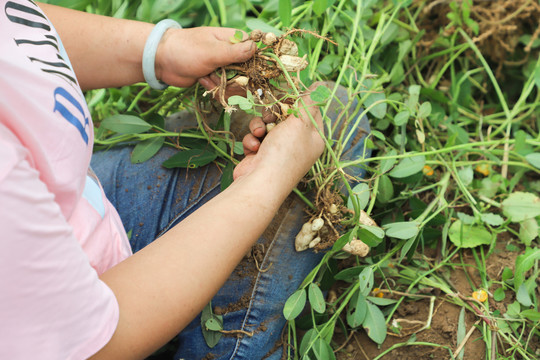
[{"left": 335, "top": 238, "right": 521, "bottom": 360}]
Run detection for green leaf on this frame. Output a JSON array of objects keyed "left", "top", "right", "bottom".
[
  {"left": 399, "top": 236, "right": 417, "bottom": 261},
  {"left": 317, "top": 54, "right": 341, "bottom": 75},
  {"left": 418, "top": 102, "right": 432, "bottom": 118},
  {"left": 407, "top": 85, "right": 421, "bottom": 113},
  {"left": 205, "top": 317, "right": 223, "bottom": 331},
  {"left": 299, "top": 329, "right": 318, "bottom": 355},
  {"left": 246, "top": 19, "right": 283, "bottom": 35},
  {"left": 308, "top": 283, "right": 326, "bottom": 314},
  {"left": 283, "top": 289, "right": 307, "bottom": 320},
  {"left": 279, "top": 0, "right": 292, "bottom": 27},
  {"left": 357, "top": 227, "right": 383, "bottom": 247},
  {"left": 501, "top": 267, "right": 513, "bottom": 282},
  {"left": 389, "top": 155, "right": 426, "bottom": 178},
  {"left": 162, "top": 148, "right": 217, "bottom": 169},
  {"left": 479, "top": 177, "right": 500, "bottom": 198},
  {"left": 364, "top": 86, "right": 387, "bottom": 119},
  {"left": 457, "top": 166, "right": 473, "bottom": 186},
  {"left": 347, "top": 183, "right": 370, "bottom": 210},
  {"left": 380, "top": 23, "right": 399, "bottom": 46},
  {"left": 229, "top": 30, "right": 244, "bottom": 43},
  {"left": 367, "top": 296, "right": 398, "bottom": 306},
  {"left": 363, "top": 302, "right": 387, "bottom": 344},
  {"left": 519, "top": 218, "right": 538, "bottom": 246},
  {"left": 448, "top": 220, "right": 493, "bottom": 248},
  {"left": 334, "top": 266, "right": 364, "bottom": 282},
  {"left": 312, "top": 0, "right": 328, "bottom": 16},
  {"left": 502, "top": 192, "right": 540, "bottom": 222},
  {"left": 228, "top": 95, "right": 253, "bottom": 111},
  {"left": 332, "top": 228, "right": 355, "bottom": 251},
  {"left": 480, "top": 213, "right": 504, "bottom": 227},
  {"left": 358, "top": 267, "right": 374, "bottom": 296},
  {"left": 101, "top": 114, "right": 152, "bottom": 134},
  {"left": 520, "top": 309, "right": 540, "bottom": 322},
  {"left": 377, "top": 175, "right": 394, "bottom": 203},
  {"left": 201, "top": 303, "right": 222, "bottom": 348},
  {"left": 371, "top": 130, "right": 386, "bottom": 141},
  {"left": 320, "top": 319, "right": 336, "bottom": 344},
  {"left": 221, "top": 161, "right": 234, "bottom": 191},
  {"left": 131, "top": 137, "right": 165, "bottom": 164},
  {"left": 347, "top": 292, "right": 367, "bottom": 327},
  {"left": 457, "top": 212, "right": 475, "bottom": 225},
  {"left": 380, "top": 150, "right": 397, "bottom": 173},
  {"left": 516, "top": 284, "right": 533, "bottom": 307},
  {"left": 493, "top": 287, "right": 505, "bottom": 302},
  {"left": 312, "top": 337, "right": 334, "bottom": 360},
  {"left": 233, "top": 141, "right": 244, "bottom": 155},
  {"left": 360, "top": 224, "right": 385, "bottom": 239},
  {"left": 310, "top": 85, "right": 332, "bottom": 103},
  {"left": 393, "top": 110, "right": 409, "bottom": 126},
  {"left": 514, "top": 247, "right": 540, "bottom": 290},
  {"left": 507, "top": 301, "right": 521, "bottom": 317},
  {"left": 525, "top": 153, "right": 540, "bottom": 169},
  {"left": 457, "top": 307, "right": 466, "bottom": 360},
  {"left": 447, "top": 123, "right": 470, "bottom": 144},
  {"left": 383, "top": 221, "right": 420, "bottom": 240}
]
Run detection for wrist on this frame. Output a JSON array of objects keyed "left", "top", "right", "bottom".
[{"left": 142, "top": 19, "right": 181, "bottom": 90}]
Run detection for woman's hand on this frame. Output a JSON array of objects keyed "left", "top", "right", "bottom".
[
  {"left": 38, "top": 3, "right": 256, "bottom": 90},
  {"left": 233, "top": 83, "right": 327, "bottom": 185},
  {"left": 156, "top": 27, "right": 256, "bottom": 88}
]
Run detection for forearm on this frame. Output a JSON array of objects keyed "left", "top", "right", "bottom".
[
  {"left": 92, "top": 164, "right": 299, "bottom": 359},
  {"left": 38, "top": 3, "right": 151, "bottom": 90}
]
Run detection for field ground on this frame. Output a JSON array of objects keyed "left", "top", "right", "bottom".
[{"left": 46, "top": 0, "right": 540, "bottom": 358}]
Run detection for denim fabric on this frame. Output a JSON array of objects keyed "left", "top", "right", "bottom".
[{"left": 91, "top": 87, "right": 370, "bottom": 360}]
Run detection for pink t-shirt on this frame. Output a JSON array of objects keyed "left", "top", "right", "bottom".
[{"left": 0, "top": 1, "right": 132, "bottom": 358}]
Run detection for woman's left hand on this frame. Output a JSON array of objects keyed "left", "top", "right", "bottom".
[{"left": 156, "top": 27, "right": 256, "bottom": 88}]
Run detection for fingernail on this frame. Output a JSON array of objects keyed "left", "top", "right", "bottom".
[
  {"left": 243, "top": 40, "right": 255, "bottom": 53},
  {"left": 199, "top": 77, "right": 210, "bottom": 88}
]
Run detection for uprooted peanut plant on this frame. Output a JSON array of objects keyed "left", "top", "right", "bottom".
[{"left": 82, "top": 0, "right": 539, "bottom": 359}]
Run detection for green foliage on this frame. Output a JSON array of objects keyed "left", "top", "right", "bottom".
[
  {"left": 308, "top": 283, "right": 326, "bottom": 314},
  {"left": 201, "top": 302, "right": 223, "bottom": 348},
  {"left": 68, "top": 0, "right": 540, "bottom": 357},
  {"left": 448, "top": 220, "right": 493, "bottom": 248},
  {"left": 162, "top": 148, "right": 217, "bottom": 169},
  {"left": 283, "top": 289, "right": 307, "bottom": 320},
  {"left": 131, "top": 137, "right": 165, "bottom": 164},
  {"left": 101, "top": 114, "right": 152, "bottom": 134}
]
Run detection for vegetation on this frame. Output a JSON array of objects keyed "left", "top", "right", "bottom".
[{"left": 46, "top": 0, "right": 540, "bottom": 358}]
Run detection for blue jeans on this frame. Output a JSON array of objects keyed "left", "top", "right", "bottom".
[{"left": 91, "top": 86, "right": 370, "bottom": 360}]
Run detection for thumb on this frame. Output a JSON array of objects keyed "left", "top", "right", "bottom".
[{"left": 218, "top": 40, "right": 256, "bottom": 66}]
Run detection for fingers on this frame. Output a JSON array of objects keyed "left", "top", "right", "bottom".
[
  {"left": 198, "top": 76, "right": 216, "bottom": 91},
  {"left": 242, "top": 133, "right": 261, "bottom": 155},
  {"left": 249, "top": 117, "right": 266, "bottom": 138},
  {"left": 208, "top": 27, "right": 256, "bottom": 67}
]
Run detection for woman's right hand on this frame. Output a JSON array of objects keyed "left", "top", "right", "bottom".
[{"left": 233, "top": 83, "right": 326, "bottom": 185}]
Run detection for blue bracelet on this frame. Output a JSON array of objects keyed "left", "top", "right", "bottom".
[{"left": 142, "top": 19, "right": 182, "bottom": 90}]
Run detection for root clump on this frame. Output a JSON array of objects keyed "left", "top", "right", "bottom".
[{"left": 205, "top": 29, "right": 336, "bottom": 122}]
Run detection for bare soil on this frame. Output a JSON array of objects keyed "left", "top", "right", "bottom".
[{"left": 335, "top": 238, "right": 521, "bottom": 360}]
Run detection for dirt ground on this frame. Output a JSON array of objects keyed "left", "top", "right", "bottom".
[{"left": 334, "top": 239, "right": 521, "bottom": 360}]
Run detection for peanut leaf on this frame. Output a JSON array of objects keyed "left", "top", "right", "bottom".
[
  {"left": 389, "top": 155, "right": 426, "bottom": 178},
  {"left": 162, "top": 148, "right": 217, "bottom": 168},
  {"left": 363, "top": 302, "right": 387, "bottom": 344},
  {"left": 131, "top": 137, "right": 164, "bottom": 164},
  {"left": 101, "top": 114, "right": 151, "bottom": 134},
  {"left": 308, "top": 283, "right": 326, "bottom": 314},
  {"left": 502, "top": 192, "right": 540, "bottom": 222},
  {"left": 283, "top": 289, "right": 306, "bottom": 320},
  {"left": 448, "top": 220, "right": 492, "bottom": 248}
]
